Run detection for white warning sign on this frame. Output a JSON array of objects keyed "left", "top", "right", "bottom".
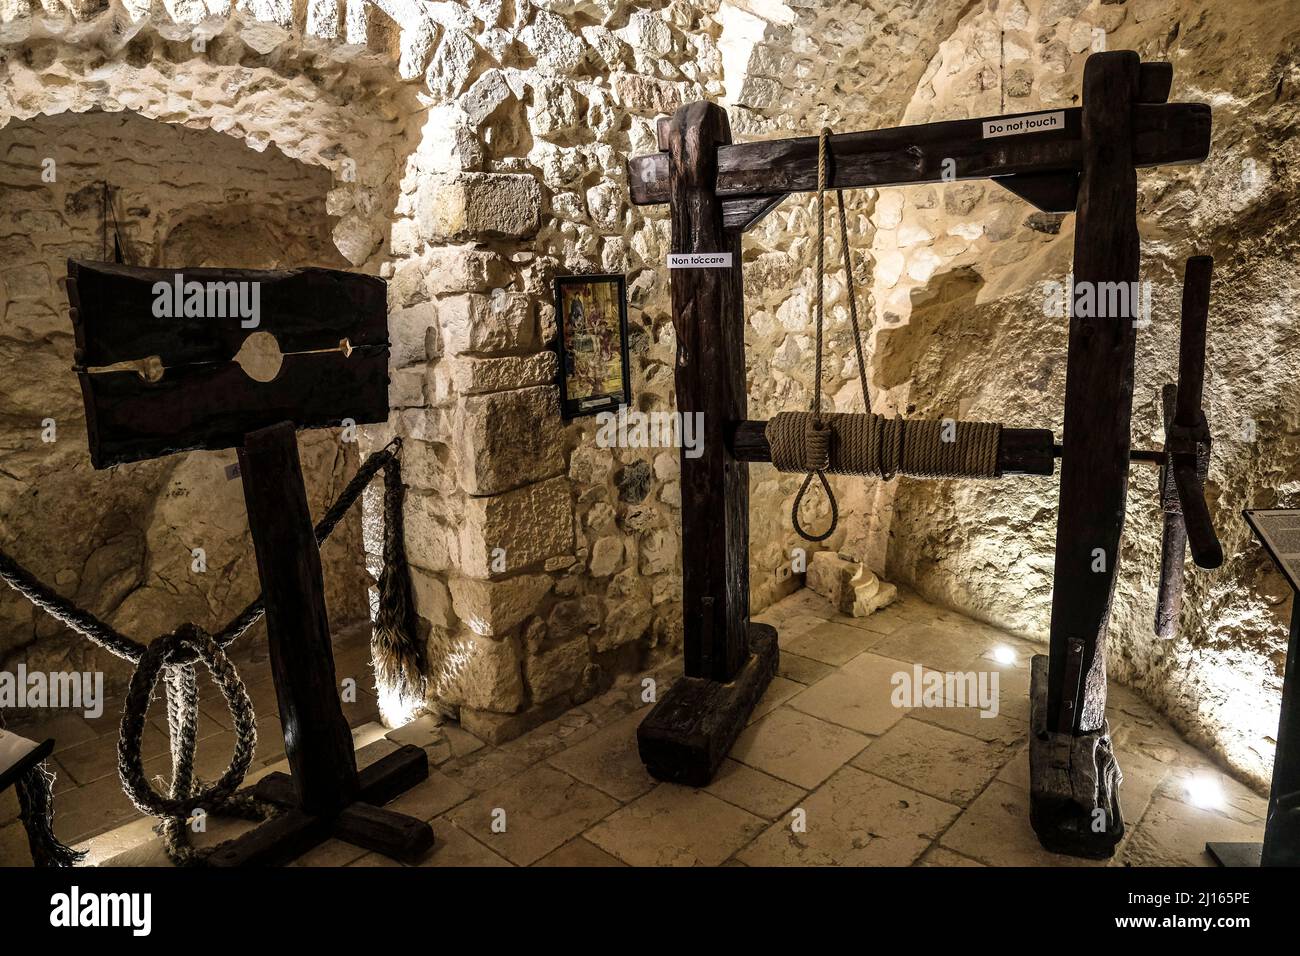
[
  {"left": 982, "top": 111, "right": 1066, "bottom": 139},
  {"left": 668, "top": 253, "right": 734, "bottom": 269}
]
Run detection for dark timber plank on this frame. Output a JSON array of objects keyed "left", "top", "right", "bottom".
[
  {"left": 1138, "top": 61, "right": 1174, "bottom": 103},
  {"left": 253, "top": 744, "right": 430, "bottom": 810},
  {"left": 668, "top": 101, "right": 750, "bottom": 682},
  {"left": 77, "top": 353, "right": 388, "bottom": 468},
  {"left": 66, "top": 260, "right": 387, "bottom": 367},
  {"left": 728, "top": 420, "right": 1055, "bottom": 476},
  {"left": 638, "top": 623, "right": 778, "bottom": 787},
  {"left": 334, "top": 802, "right": 435, "bottom": 864},
  {"left": 239, "top": 421, "right": 359, "bottom": 817},
  {"left": 628, "top": 103, "right": 1210, "bottom": 207},
  {"left": 1045, "top": 50, "right": 1142, "bottom": 738},
  {"left": 206, "top": 808, "right": 332, "bottom": 868}
]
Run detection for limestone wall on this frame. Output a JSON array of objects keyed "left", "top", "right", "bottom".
[{"left": 0, "top": 110, "right": 367, "bottom": 686}]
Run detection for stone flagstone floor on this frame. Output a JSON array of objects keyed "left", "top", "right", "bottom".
[{"left": 1, "top": 588, "right": 1269, "bottom": 867}]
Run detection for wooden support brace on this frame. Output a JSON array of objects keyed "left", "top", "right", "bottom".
[
  {"left": 630, "top": 97, "right": 1210, "bottom": 228},
  {"left": 239, "top": 421, "right": 360, "bottom": 815}
]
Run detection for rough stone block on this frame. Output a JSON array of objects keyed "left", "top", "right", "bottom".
[
  {"left": 416, "top": 172, "right": 541, "bottom": 242},
  {"left": 404, "top": 491, "right": 458, "bottom": 572},
  {"left": 454, "top": 385, "right": 565, "bottom": 496},
  {"left": 449, "top": 572, "right": 552, "bottom": 637},
  {"left": 389, "top": 303, "right": 434, "bottom": 367},
  {"left": 437, "top": 292, "right": 536, "bottom": 355},
  {"left": 450, "top": 352, "right": 557, "bottom": 395},
  {"left": 593, "top": 597, "right": 653, "bottom": 654},
  {"left": 458, "top": 475, "right": 574, "bottom": 578},
  {"left": 807, "top": 551, "right": 897, "bottom": 617},
  {"left": 410, "top": 567, "right": 456, "bottom": 628},
  {"left": 523, "top": 635, "right": 588, "bottom": 704},
  {"left": 429, "top": 627, "right": 524, "bottom": 713},
  {"left": 424, "top": 247, "right": 510, "bottom": 295}
]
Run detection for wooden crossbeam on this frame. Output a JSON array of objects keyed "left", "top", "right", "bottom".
[{"left": 628, "top": 101, "right": 1209, "bottom": 227}]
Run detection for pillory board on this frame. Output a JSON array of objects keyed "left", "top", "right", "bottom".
[{"left": 66, "top": 260, "right": 389, "bottom": 468}]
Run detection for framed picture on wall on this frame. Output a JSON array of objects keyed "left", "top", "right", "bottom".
[{"left": 554, "top": 273, "right": 632, "bottom": 420}]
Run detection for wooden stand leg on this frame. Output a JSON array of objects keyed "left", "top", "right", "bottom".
[
  {"left": 207, "top": 421, "right": 433, "bottom": 866},
  {"left": 238, "top": 421, "right": 359, "bottom": 815},
  {"left": 1032, "top": 51, "right": 1142, "bottom": 858},
  {"left": 636, "top": 101, "right": 776, "bottom": 786}
]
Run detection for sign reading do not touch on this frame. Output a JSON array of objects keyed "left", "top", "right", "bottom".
[{"left": 982, "top": 110, "right": 1066, "bottom": 139}]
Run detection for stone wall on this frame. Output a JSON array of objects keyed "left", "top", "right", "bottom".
[{"left": 0, "top": 109, "right": 368, "bottom": 686}]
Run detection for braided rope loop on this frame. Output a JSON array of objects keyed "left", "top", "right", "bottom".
[{"left": 117, "top": 624, "right": 257, "bottom": 820}]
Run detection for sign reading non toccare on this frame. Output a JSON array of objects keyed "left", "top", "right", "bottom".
[
  {"left": 982, "top": 110, "right": 1066, "bottom": 139},
  {"left": 668, "top": 253, "right": 734, "bottom": 268}
]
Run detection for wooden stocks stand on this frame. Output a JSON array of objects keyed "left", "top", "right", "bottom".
[
  {"left": 625, "top": 51, "right": 1219, "bottom": 859},
  {"left": 66, "top": 262, "right": 433, "bottom": 866}
]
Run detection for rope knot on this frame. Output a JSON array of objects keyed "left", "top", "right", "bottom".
[
  {"left": 804, "top": 417, "right": 832, "bottom": 472},
  {"left": 154, "top": 623, "right": 209, "bottom": 668}
]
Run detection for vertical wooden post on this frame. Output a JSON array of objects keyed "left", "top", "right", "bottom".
[
  {"left": 239, "top": 421, "right": 358, "bottom": 816},
  {"left": 1046, "top": 50, "right": 1141, "bottom": 735},
  {"left": 636, "top": 101, "right": 778, "bottom": 787},
  {"left": 668, "top": 101, "right": 750, "bottom": 682},
  {"left": 1030, "top": 50, "right": 1140, "bottom": 859}
]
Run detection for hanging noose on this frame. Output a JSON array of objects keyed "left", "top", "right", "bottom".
[{"left": 789, "top": 128, "right": 874, "bottom": 542}]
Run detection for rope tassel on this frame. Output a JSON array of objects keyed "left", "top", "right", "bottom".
[
  {"left": 15, "top": 762, "right": 84, "bottom": 867},
  {"left": 371, "top": 452, "right": 426, "bottom": 713}
]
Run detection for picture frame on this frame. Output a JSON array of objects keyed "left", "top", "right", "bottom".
[{"left": 553, "top": 273, "right": 632, "bottom": 420}]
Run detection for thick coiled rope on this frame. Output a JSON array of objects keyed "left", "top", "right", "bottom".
[
  {"left": 767, "top": 411, "right": 1001, "bottom": 480},
  {"left": 0, "top": 437, "right": 409, "bottom": 866}
]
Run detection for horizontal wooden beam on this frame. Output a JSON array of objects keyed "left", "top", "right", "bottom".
[
  {"left": 728, "top": 420, "right": 1055, "bottom": 477},
  {"left": 628, "top": 102, "right": 1210, "bottom": 222}
]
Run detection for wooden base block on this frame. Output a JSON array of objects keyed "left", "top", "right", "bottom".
[
  {"left": 207, "top": 809, "right": 333, "bottom": 868},
  {"left": 212, "top": 744, "right": 434, "bottom": 866},
  {"left": 1028, "top": 655, "right": 1125, "bottom": 859},
  {"left": 335, "top": 802, "right": 435, "bottom": 864},
  {"left": 637, "top": 622, "right": 778, "bottom": 787}
]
